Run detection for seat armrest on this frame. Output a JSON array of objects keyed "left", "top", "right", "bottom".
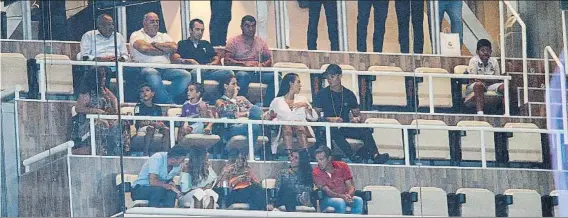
[
  {"left": 116, "top": 182, "right": 132, "bottom": 193},
  {"left": 355, "top": 190, "right": 372, "bottom": 201}
]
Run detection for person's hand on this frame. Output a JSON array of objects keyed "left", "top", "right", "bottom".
[
  {"left": 244, "top": 61, "right": 260, "bottom": 67},
  {"left": 222, "top": 164, "right": 234, "bottom": 174},
  {"left": 351, "top": 116, "right": 362, "bottom": 123},
  {"left": 92, "top": 108, "right": 106, "bottom": 114},
  {"left": 266, "top": 204, "right": 274, "bottom": 211},
  {"left": 204, "top": 127, "right": 212, "bottom": 135},
  {"left": 183, "top": 59, "right": 199, "bottom": 65},
  {"left": 342, "top": 194, "right": 353, "bottom": 203},
  {"left": 103, "top": 88, "right": 116, "bottom": 100},
  {"left": 327, "top": 117, "right": 343, "bottom": 123}
]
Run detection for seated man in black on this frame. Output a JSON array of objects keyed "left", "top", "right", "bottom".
[{"left": 313, "top": 64, "right": 389, "bottom": 164}]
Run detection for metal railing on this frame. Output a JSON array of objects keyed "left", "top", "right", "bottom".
[
  {"left": 38, "top": 60, "right": 513, "bottom": 115},
  {"left": 86, "top": 114, "right": 561, "bottom": 169},
  {"left": 21, "top": 141, "right": 74, "bottom": 173},
  {"left": 499, "top": 0, "right": 528, "bottom": 104},
  {"left": 544, "top": 47, "right": 566, "bottom": 171}
]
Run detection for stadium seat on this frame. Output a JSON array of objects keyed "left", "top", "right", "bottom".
[
  {"left": 321, "top": 64, "right": 359, "bottom": 101},
  {"left": 503, "top": 189, "right": 542, "bottom": 217},
  {"left": 455, "top": 188, "right": 495, "bottom": 217},
  {"left": 166, "top": 108, "right": 220, "bottom": 149},
  {"left": 368, "top": 66, "right": 406, "bottom": 106},
  {"left": 115, "top": 174, "right": 148, "bottom": 208},
  {"left": 504, "top": 123, "right": 543, "bottom": 163},
  {"left": 454, "top": 65, "right": 501, "bottom": 107},
  {"left": 456, "top": 121, "right": 496, "bottom": 162},
  {"left": 366, "top": 118, "right": 404, "bottom": 159},
  {"left": 35, "top": 54, "right": 73, "bottom": 95},
  {"left": 1, "top": 53, "right": 28, "bottom": 92},
  {"left": 414, "top": 67, "right": 452, "bottom": 108},
  {"left": 550, "top": 190, "right": 568, "bottom": 217},
  {"left": 274, "top": 62, "right": 312, "bottom": 102},
  {"left": 122, "top": 106, "right": 166, "bottom": 154},
  {"left": 410, "top": 119, "right": 450, "bottom": 160},
  {"left": 454, "top": 65, "right": 469, "bottom": 98},
  {"left": 226, "top": 134, "right": 269, "bottom": 151},
  {"left": 364, "top": 186, "right": 402, "bottom": 215},
  {"left": 409, "top": 187, "right": 448, "bottom": 216},
  {"left": 203, "top": 80, "right": 219, "bottom": 99}
]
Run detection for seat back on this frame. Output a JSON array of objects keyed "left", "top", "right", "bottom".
[
  {"left": 1, "top": 53, "right": 28, "bottom": 92},
  {"left": 262, "top": 179, "right": 276, "bottom": 189},
  {"left": 368, "top": 66, "right": 406, "bottom": 106},
  {"left": 415, "top": 67, "right": 452, "bottom": 108},
  {"left": 409, "top": 187, "right": 448, "bottom": 216},
  {"left": 35, "top": 54, "right": 73, "bottom": 95},
  {"left": 457, "top": 121, "right": 496, "bottom": 161},
  {"left": 504, "top": 123, "right": 543, "bottom": 163},
  {"left": 366, "top": 118, "right": 404, "bottom": 159},
  {"left": 364, "top": 186, "right": 402, "bottom": 215},
  {"left": 454, "top": 65, "right": 469, "bottom": 97},
  {"left": 167, "top": 108, "right": 182, "bottom": 137},
  {"left": 321, "top": 64, "right": 359, "bottom": 102},
  {"left": 410, "top": 119, "right": 450, "bottom": 160},
  {"left": 550, "top": 190, "right": 568, "bottom": 217},
  {"left": 274, "top": 62, "right": 312, "bottom": 102},
  {"left": 504, "top": 189, "right": 542, "bottom": 217},
  {"left": 121, "top": 106, "right": 137, "bottom": 136},
  {"left": 456, "top": 188, "right": 495, "bottom": 217}
]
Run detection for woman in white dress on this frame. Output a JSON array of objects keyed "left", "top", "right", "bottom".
[
  {"left": 179, "top": 148, "right": 219, "bottom": 209},
  {"left": 269, "top": 73, "right": 319, "bottom": 156}
]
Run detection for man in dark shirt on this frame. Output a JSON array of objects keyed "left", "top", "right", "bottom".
[
  {"left": 134, "top": 84, "right": 170, "bottom": 155},
  {"left": 313, "top": 64, "right": 389, "bottom": 164},
  {"left": 172, "top": 18, "right": 234, "bottom": 102}
]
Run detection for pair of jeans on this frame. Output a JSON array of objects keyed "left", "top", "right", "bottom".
[
  {"left": 356, "top": 0, "right": 388, "bottom": 52},
  {"left": 140, "top": 68, "right": 192, "bottom": 104},
  {"left": 210, "top": 0, "right": 232, "bottom": 46},
  {"left": 190, "top": 69, "right": 234, "bottom": 102},
  {"left": 235, "top": 70, "right": 279, "bottom": 107},
  {"left": 228, "top": 184, "right": 267, "bottom": 211},
  {"left": 320, "top": 196, "right": 363, "bottom": 214},
  {"left": 330, "top": 127, "right": 379, "bottom": 160},
  {"left": 438, "top": 0, "right": 463, "bottom": 44},
  {"left": 307, "top": 0, "right": 339, "bottom": 51},
  {"left": 395, "top": 0, "right": 424, "bottom": 54},
  {"left": 131, "top": 185, "right": 177, "bottom": 208}
]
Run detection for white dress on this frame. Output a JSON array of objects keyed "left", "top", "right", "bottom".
[{"left": 268, "top": 95, "right": 319, "bottom": 154}]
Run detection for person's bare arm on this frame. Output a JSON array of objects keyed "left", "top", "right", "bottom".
[
  {"left": 260, "top": 54, "right": 272, "bottom": 67},
  {"left": 171, "top": 53, "right": 199, "bottom": 64},
  {"left": 133, "top": 40, "right": 167, "bottom": 56},
  {"left": 344, "top": 179, "right": 356, "bottom": 197},
  {"left": 224, "top": 51, "right": 246, "bottom": 66},
  {"left": 210, "top": 55, "right": 221, "bottom": 65},
  {"left": 153, "top": 42, "right": 178, "bottom": 53},
  {"left": 75, "top": 93, "right": 105, "bottom": 114},
  {"left": 320, "top": 185, "right": 347, "bottom": 199},
  {"left": 149, "top": 173, "right": 179, "bottom": 193},
  {"left": 350, "top": 108, "right": 363, "bottom": 123}
]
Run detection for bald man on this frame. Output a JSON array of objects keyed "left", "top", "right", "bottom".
[{"left": 130, "top": 12, "right": 192, "bottom": 104}]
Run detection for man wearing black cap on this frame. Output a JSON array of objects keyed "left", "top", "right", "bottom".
[{"left": 313, "top": 64, "right": 389, "bottom": 164}]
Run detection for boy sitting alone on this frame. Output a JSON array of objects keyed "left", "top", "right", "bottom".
[
  {"left": 134, "top": 84, "right": 170, "bottom": 155},
  {"left": 177, "top": 82, "right": 214, "bottom": 141},
  {"left": 465, "top": 39, "right": 505, "bottom": 115}
]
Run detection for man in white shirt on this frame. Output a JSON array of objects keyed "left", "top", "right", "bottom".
[
  {"left": 465, "top": 39, "right": 504, "bottom": 115},
  {"left": 130, "top": 12, "right": 192, "bottom": 104}
]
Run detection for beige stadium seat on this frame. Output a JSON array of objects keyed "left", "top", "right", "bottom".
[
  {"left": 454, "top": 65, "right": 469, "bottom": 98},
  {"left": 410, "top": 119, "right": 450, "bottom": 160},
  {"left": 456, "top": 188, "right": 495, "bottom": 217},
  {"left": 226, "top": 134, "right": 269, "bottom": 151},
  {"left": 504, "top": 189, "right": 542, "bottom": 217},
  {"left": 1, "top": 53, "right": 28, "bottom": 92},
  {"left": 409, "top": 187, "right": 448, "bottom": 216},
  {"left": 364, "top": 186, "right": 402, "bottom": 215},
  {"left": 35, "top": 54, "right": 73, "bottom": 95},
  {"left": 550, "top": 190, "right": 568, "bottom": 217},
  {"left": 368, "top": 66, "right": 406, "bottom": 106},
  {"left": 246, "top": 83, "right": 268, "bottom": 105},
  {"left": 167, "top": 108, "right": 220, "bottom": 149},
  {"left": 366, "top": 118, "right": 404, "bottom": 159},
  {"left": 123, "top": 106, "right": 166, "bottom": 152},
  {"left": 203, "top": 80, "right": 219, "bottom": 98},
  {"left": 275, "top": 138, "right": 317, "bottom": 153},
  {"left": 457, "top": 121, "right": 496, "bottom": 162},
  {"left": 321, "top": 64, "right": 359, "bottom": 101},
  {"left": 415, "top": 67, "right": 452, "bottom": 108},
  {"left": 274, "top": 62, "right": 312, "bottom": 102},
  {"left": 504, "top": 123, "right": 543, "bottom": 163},
  {"left": 115, "top": 174, "right": 147, "bottom": 208}
]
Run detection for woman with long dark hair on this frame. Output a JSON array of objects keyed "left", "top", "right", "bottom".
[
  {"left": 179, "top": 148, "right": 219, "bottom": 209},
  {"left": 72, "top": 67, "right": 130, "bottom": 155},
  {"left": 269, "top": 73, "right": 318, "bottom": 156},
  {"left": 268, "top": 149, "right": 314, "bottom": 212}
]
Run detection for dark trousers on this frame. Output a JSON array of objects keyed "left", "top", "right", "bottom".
[
  {"left": 356, "top": 0, "right": 389, "bottom": 52},
  {"left": 275, "top": 186, "right": 301, "bottom": 212},
  {"left": 331, "top": 127, "right": 379, "bottom": 159},
  {"left": 307, "top": 0, "right": 339, "bottom": 51},
  {"left": 210, "top": 0, "right": 232, "bottom": 46},
  {"left": 228, "top": 184, "right": 267, "bottom": 211},
  {"left": 131, "top": 185, "right": 177, "bottom": 208},
  {"left": 395, "top": 0, "right": 424, "bottom": 54}
]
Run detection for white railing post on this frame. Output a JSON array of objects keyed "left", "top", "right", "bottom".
[
  {"left": 247, "top": 123, "right": 254, "bottom": 161},
  {"left": 428, "top": 75, "right": 434, "bottom": 113},
  {"left": 325, "top": 125, "right": 332, "bottom": 149},
  {"left": 196, "top": 68, "right": 202, "bottom": 83},
  {"left": 501, "top": 1, "right": 528, "bottom": 104},
  {"left": 352, "top": 72, "right": 358, "bottom": 103},
  {"left": 556, "top": 133, "right": 563, "bottom": 170},
  {"left": 403, "top": 128, "right": 410, "bottom": 166},
  {"left": 169, "top": 121, "right": 175, "bottom": 148},
  {"left": 274, "top": 69, "right": 279, "bottom": 98},
  {"left": 562, "top": 10, "right": 568, "bottom": 143},
  {"left": 118, "top": 62, "right": 125, "bottom": 104},
  {"left": 504, "top": 79, "right": 510, "bottom": 116},
  {"left": 90, "top": 118, "right": 96, "bottom": 156},
  {"left": 543, "top": 46, "right": 563, "bottom": 130},
  {"left": 39, "top": 62, "right": 46, "bottom": 101},
  {"left": 499, "top": 1, "right": 506, "bottom": 76},
  {"left": 480, "top": 130, "right": 487, "bottom": 168}
]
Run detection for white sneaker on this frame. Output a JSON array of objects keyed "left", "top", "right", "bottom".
[{"left": 477, "top": 111, "right": 484, "bottom": 115}]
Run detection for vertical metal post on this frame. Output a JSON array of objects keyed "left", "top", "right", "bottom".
[
  {"left": 118, "top": 63, "right": 125, "bottom": 104},
  {"left": 336, "top": 0, "right": 348, "bottom": 51},
  {"left": 504, "top": 79, "right": 510, "bottom": 116},
  {"left": 180, "top": 0, "right": 190, "bottom": 40},
  {"left": 428, "top": 75, "right": 434, "bottom": 113},
  {"left": 90, "top": 118, "right": 96, "bottom": 156},
  {"left": 196, "top": 68, "right": 202, "bottom": 83},
  {"left": 499, "top": 1, "right": 506, "bottom": 76},
  {"left": 325, "top": 125, "right": 332, "bottom": 149},
  {"left": 274, "top": 70, "right": 279, "bottom": 98},
  {"left": 403, "top": 128, "right": 410, "bottom": 166},
  {"left": 248, "top": 123, "right": 254, "bottom": 161},
  {"left": 169, "top": 120, "right": 175, "bottom": 148},
  {"left": 39, "top": 62, "right": 46, "bottom": 101},
  {"left": 562, "top": 10, "right": 568, "bottom": 143},
  {"left": 117, "top": 6, "right": 127, "bottom": 38},
  {"left": 556, "top": 133, "right": 563, "bottom": 170},
  {"left": 480, "top": 130, "right": 487, "bottom": 168},
  {"left": 20, "top": 0, "right": 32, "bottom": 40}
]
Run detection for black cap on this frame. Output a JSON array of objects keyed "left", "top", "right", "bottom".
[{"left": 323, "top": 64, "right": 342, "bottom": 76}]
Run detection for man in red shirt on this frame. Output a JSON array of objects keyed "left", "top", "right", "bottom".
[{"left": 312, "top": 147, "right": 363, "bottom": 214}]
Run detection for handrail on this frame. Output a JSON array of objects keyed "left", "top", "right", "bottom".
[
  {"left": 500, "top": 0, "right": 528, "bottom": 104},
  {"left": 22, "top": 140, "right": 74, "bottom": 173},
  {"left": 86, "top": 114, "right": 560, "bottom": 168},
  {"left": 0, "top": 85, "right": 21, "bottom": 100},
  {"left": 38, "top": 60, "right": 512, "bottom": 115},
  {"left": 544, "top": 46, "right": 566, "bottom": 171}
]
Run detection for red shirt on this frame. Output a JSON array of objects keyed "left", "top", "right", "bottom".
[{"left": 312, "top": 161, "right": 353, "bottom": 195}]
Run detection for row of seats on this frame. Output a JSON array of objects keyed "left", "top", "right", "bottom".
[
  {"left": 1, "top": 53, "right": 490, "bottom": 109},
  {"left": 116, "top": 174, "right": 562, "bottom": 217}
]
